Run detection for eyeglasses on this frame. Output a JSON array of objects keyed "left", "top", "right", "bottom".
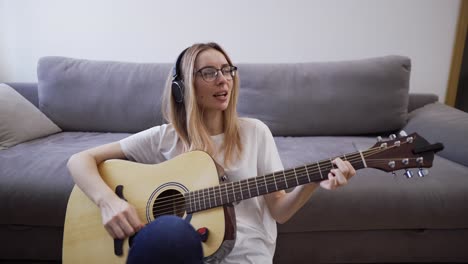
[{"left": 195, "top": 65, "right": 238, "bottom": 82}]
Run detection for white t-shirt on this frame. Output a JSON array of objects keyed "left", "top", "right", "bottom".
[{"left": 119, "top": 117, "right": 284, "bottom": 263}]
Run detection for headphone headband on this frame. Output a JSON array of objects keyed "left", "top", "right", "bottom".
[
  {"left": 173, "top": 48, "right": 189, "bottom": 80},
  {"left": 171, "top": 48, "right": 189, "bottom": 104}
]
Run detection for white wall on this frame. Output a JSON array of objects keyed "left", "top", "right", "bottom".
[{"left": 0, "top": 0, "right": 461, "bottom": 101}]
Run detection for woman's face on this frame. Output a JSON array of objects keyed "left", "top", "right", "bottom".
[{"left": 193, "top": 48, "right": 233, "bottom": 113}]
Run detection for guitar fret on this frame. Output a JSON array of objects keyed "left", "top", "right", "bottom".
[
  {"left": 282, "top": 171, "right": 288, "bottom": 189},
  {"left": 197, "top": 190, "right": 202, "bottom": 211},
  {"left": 215, "top": 188, "right": 218, "bottom": 208},
  {"left": 230, "top": 182, "right": 235, "bottom": 201},
  {"left": 243, "top": 180, "right": 250, "bottom": 199},
  {"left": 359, "top": 150, "right": 368, "bottom": 168},
  {"left": 202, "top": 189, "right": 207, "bottom": 210},
  {"left": 214, "top": 186, "right": 218, "bottom": 208},
  {"left": 207, "top": 188, "right": 212, "bottom": 209},
  {"left": 192, "top": 191, "right": 197, "bottom": 212},
  {"left": 239, "top": 181, "right": 244, "bottom": 200},
  {"left": 255, "top": 178, "right": 260, "bottom": 196},
  {"left": 273, "top": 172, "right": 278, "bottom": 190},
  {"left": 218, "top": 185, "right": 223, "bottom": 204},
  {"left": 305, "top": 165, "right": 311, "bottom": 182},
  {"left": 186, "top": 193, "right": 190, "bottom": 213},
  {"left": 264, "top": 175, "right": 269, "bottom": 193},
  {"left": 193, "top": 192, "right": 197, "bottom": 212},
  {"left": 188, "top": 193, "right": 192, "bottom": 213},
  {"left": 211, "top": 188, "right": 215, "bottom": 208},
  {"left": 190, "top": 191, "right": 196, "bottom": 212},
  {"left": 225, "top": 183, "right": 230, "bottom": 203},
  {"left": 317, "top": 162, "right": 324, "bottom": 179},
  {"left": 293, "top": 167, "right": 299, "bottom": 186}
]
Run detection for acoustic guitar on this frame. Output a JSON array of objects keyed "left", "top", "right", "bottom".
[{"left": 62, "top": 132, "right": 443, "bottom": 263}]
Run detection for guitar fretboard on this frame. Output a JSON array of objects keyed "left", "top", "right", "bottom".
[{"left": 184, "top": 152, "right": 367, "bottom": 213}]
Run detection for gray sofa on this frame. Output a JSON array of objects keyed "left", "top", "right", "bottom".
[{"left": 1, "top": 55, "right": 468, "bottom": 263}]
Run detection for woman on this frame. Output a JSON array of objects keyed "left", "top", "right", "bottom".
[{"left": 67, "top": 42, "right": 356, "bottom": 263}]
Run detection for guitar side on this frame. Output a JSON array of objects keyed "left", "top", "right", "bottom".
[{"left": 63, "top": 151, "right": 229, "bottom": 263}]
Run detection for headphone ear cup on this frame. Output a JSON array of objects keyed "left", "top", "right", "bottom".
[{"left": 171, "top": 80, "right": 184, "bottom": 103}]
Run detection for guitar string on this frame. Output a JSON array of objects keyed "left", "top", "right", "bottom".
[
  {"left": 151, "top": 159, "right": 417, "bottom": 217},
  {"left": 151, "top": 149, "right": 376, "bottom": 212},
  {"left": 150, "top": 141, "right": 402, "bottom": 206},
  {"left": 151, "top": 144, "right": 417, "bottom": 215},
  {"left": 150, "top": 142, "right": 413, "bottom": 214},
  {"left": 153, "top": 158, "right": 416, "bottom": 215}
]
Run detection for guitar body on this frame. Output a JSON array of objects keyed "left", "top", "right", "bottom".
[{"left": 63, "top": 151, "right": 236, "bottom": 263}]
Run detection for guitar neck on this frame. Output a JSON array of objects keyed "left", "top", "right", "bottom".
[{"left": 185, "top": 151, "right": 367, "bottom": 214}]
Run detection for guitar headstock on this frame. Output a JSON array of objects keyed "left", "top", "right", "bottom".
[{"left": 365, "top": 131, "right": 444, "bottom": 177}]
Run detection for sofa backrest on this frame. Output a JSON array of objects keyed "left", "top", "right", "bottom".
[
  {"left": 237, "top": 56, "right": 410, "bottom": 136},
  {"left": 38, "top": 57, "right": 172, "bottom": 133},
  {"left": 36, "top": 56, "right": 411, "bottom": 135}
]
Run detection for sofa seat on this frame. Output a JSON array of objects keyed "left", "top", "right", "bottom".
[
  {"left": 275, "top": 136, "right": 468, "bottom": 232},
  {"left": 5, "top": 132, "right": 467, "bottom": 231},
  {"left": 0, "top": 132, "right": 130, "bottom": 227}
]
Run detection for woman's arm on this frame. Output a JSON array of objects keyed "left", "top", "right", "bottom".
[
  {"left": 264, "top": 158, "right": 356, "bottom": 224},
  {"left": 67, "top": 142, "right": 144, "bottom": 239}
]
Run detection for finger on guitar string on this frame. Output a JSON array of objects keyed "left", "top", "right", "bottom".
[
  {"left": 344, "top": 160, "right": 357, "bottom": 178},
  {"left": 332, "top": 158, "right": 350, "bottom": 177},
  {"left": 125, "top": 206, "right": 145, "bottom": 232},
  {"left": 106, "top": 220, "right": 126, "bottom": 239},
  {"left": 320, "top": 173, "right": 338, "bottom": 190},
  {"left": 330, "top": 168, "right": 348, "bottom": 186},
  {"left": 116, "top": 213, "right": 138, "bottom": 237}
]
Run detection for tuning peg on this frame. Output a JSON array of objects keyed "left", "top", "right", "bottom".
[
  {"left": 377, "top": 136, "right": 383, "bottom": 142},
  {"left": 389, "top": 134, "right": 397, "bottom": 140},
  {"left": 416, "top": 157, "right": 424, "bottom": 165},
  {"left": 404, "top": 169, "right": 414, "bottom": 178},
  {"left": 399, "top": 130, "right": 408, "bottom": 137},
  {"left": 391, "top": 171, "right": 396, "bottom": 176},
  {"left": 418, "top": 168, "right": 429, "bottom": 177}
]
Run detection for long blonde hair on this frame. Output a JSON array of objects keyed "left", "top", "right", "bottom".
[{"left": 162, "top": 42, "right": 242, "bottom": 167}]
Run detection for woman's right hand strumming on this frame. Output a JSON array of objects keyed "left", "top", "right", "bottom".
[
  {"left": 99, "top": 194, "right": 144, "bottom": 239},
  {"left": 67, "top": 141, "right": 145, "bottom": 239}
]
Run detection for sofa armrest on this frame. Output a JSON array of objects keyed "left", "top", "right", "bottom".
[
  {"left": 403, "top": 102, "right": 468, "bottom": 167},
  {"left": 407, "top": 93, "right": 438, "bottom": 112}
]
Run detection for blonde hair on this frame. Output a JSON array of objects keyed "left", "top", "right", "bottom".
[{"left": 162, "top": 42, "right": 242, "bottom": 167}]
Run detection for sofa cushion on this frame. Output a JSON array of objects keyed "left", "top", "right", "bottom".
[
  {"left": 275, "top": 136, "right": 468, "bottom": 232},
  {"left": 0, "top": 132, "right": 129, "bottom": 226},
  {"left": 37, "top": 56, "right": 172, "bottom": 133},
  {"left": 237, "top": 55, "right": 411, "bottom": 136},
  {"left": 0, "top": 83, "right": 61, "bottom": 149}
]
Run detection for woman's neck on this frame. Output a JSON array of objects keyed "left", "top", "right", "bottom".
[{"left": 203, "top": 111, "right": 224, "bottom": 135}]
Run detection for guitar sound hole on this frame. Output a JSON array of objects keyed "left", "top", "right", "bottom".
[{"left": 152, "top": 189, "right": 185, "bottom": 219}]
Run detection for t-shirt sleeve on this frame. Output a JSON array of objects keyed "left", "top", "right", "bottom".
[
  {"left": 119, "top": 126, "right": 162, "bottom": 164},
  {"left": 256, "top": 120, "right": 284, "bottom": 176}
]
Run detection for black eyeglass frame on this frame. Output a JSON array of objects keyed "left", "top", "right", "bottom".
[{"left": 194, "top": 65, "right": 238, "bottom": 82}]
